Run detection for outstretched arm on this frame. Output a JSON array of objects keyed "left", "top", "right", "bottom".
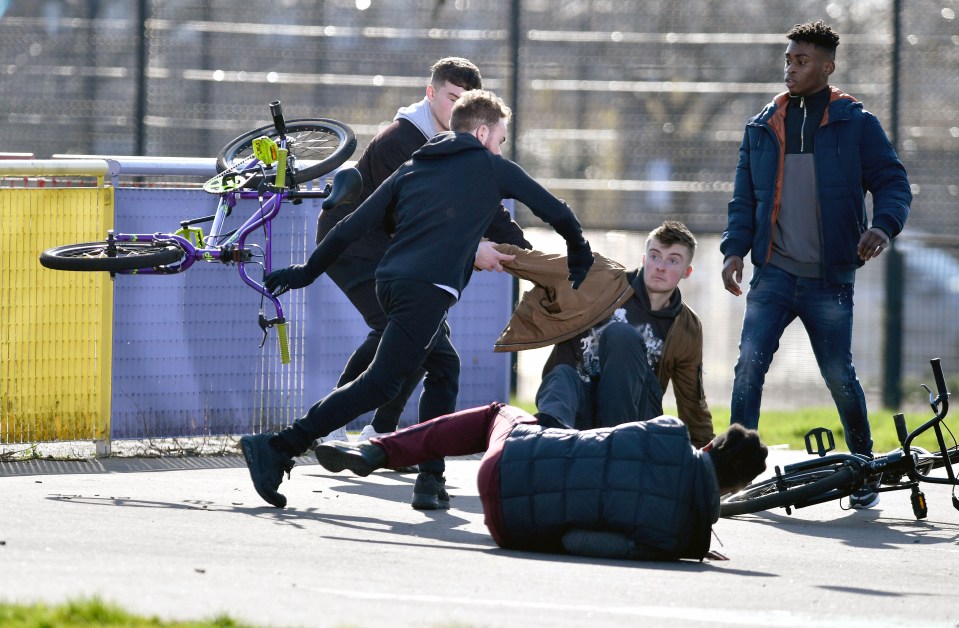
[
  {"left": 494, "top": 159, "right": 593, "bottom": 288},
  {"left": 265, "top": 179, "right": 394, "bottom": 296}
]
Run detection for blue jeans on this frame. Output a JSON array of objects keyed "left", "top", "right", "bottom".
[
  {"left": 535, "top": 322, "right": 663, "bottom": 429},
  {"left": 730, "top": 265, "right": 873, "bottom": 456}
]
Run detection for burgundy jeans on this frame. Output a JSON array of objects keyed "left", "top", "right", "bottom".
[{"left": 371, "top": 403, "right": 538, "bottom": 546}]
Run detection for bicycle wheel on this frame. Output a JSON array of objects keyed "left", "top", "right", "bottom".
[
  {"left": 40, "top": 241, "right": 183, "bottom": 272},
  {"left": 720, "top": 464, "right": 858, "bottom": 517},
  {"left": 216, "top": 118, "right": 356, "bottom": 185}
]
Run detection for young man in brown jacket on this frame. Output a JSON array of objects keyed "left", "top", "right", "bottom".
[{"left": 493, "top": 220, "right": 713, "bottom": 447}]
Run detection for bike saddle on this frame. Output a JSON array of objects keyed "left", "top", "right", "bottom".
[{"left": 322, "top": 167, "right": 363, "bottom": 210}]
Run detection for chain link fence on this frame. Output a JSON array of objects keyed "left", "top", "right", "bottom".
[{"left": 3, "top": 0, "right": 957, "bottom": 409}]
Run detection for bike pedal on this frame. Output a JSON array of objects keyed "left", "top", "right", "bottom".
[
  {"left": 804, "top": 427, "right": 836, "bottom": 457},
  {"left": 910, "top": 488, "right": 928, "bottom": 520}
]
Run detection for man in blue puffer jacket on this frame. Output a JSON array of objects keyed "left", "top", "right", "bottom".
[
  {"left": 314, "top": 404, "right": 767, "bottom": 561},
  {"left": 720, "top": 20, "right": 910, "bottom": 510}
]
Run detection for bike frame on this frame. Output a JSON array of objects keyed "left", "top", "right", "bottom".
[
  {"left": 103, "top": 134, "right": 337, "bottom": 364},
  {"left": 721, "top": 358, "right": 958, "bottom": 519},
  {"left": 802, "top": 358, "right": 955, "bottom": 488},
  {"left": 109, "top": 185, "right": 289, "bottom": 323}
]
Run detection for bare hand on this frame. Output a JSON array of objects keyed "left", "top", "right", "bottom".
[
  {"left": 857, "top": 228, "right": 890, "bottom": 262},
  {"left": 473, "top": 240, "right": 515, "bottom": 272},
  {"left": 722, "top": 255, "right": 744, "bottom": 297}
]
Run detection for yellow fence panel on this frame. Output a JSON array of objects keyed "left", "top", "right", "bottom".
[{"left": 1, "top": 187, "right": 113, "bottom": 444}]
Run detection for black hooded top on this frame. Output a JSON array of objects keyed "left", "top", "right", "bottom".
[{"left": 303, "top": 131, "right": 585, "bottom": 294}]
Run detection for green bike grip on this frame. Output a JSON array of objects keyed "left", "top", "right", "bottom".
[
  {"left": 277, "top": 320, "right": 291, "bottom": 365},
  {"left": 275, "top": 148, "right": 289, "bottom": 189}
]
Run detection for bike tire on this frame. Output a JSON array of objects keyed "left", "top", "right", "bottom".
[
  {"left": 720, "top": 464, "right": 858, "bottom": 517},
  {"left": 216, "top": 118, "right": 356, "bottom": 185},
  {"left": 39, "top": 242, "right": 183, "bottom": 272}
]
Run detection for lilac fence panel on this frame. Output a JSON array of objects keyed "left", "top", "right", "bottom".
[
  {"left": 110, "top": 188, "right": 312, "bottom": 438},
  {"left": 111, "top": 187, "right": 511, "bottom": 439}
]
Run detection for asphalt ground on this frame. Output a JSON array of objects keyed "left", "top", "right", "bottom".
[{"left": 1, "top": 448, "right": 958, "bottom": 628}]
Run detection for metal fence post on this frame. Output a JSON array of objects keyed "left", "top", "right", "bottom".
[{"left": 882, "top": 0, "right": 904, "bottom": 408}]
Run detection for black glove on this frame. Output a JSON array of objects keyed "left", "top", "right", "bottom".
[
  {"left": 706, "top": 424, "right": 768, "bottom": 494},
  {"left": 566, "top": 239, "right": 593, "bottom": 289},
  {"left": 264, "top": 264, "right": 313, "bottom": 297}
]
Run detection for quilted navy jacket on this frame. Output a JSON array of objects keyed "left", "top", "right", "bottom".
[
  {"left": 721, "top": 87, "right": 911, "bottom": 284},
  {"left": 495, "top": 417, "right": 720, "bottom": 560}
]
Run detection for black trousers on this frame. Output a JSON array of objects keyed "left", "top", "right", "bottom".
[
  {"left": 535, "top": 322, "right": 663, "bottom": 429},
  {"left": 277, "top": 279, "right": 460, "bottom": 474},
  {"left": 326, "top": 255, "right": 426, "bottom": 432}
]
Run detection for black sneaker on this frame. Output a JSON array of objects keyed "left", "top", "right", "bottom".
[
  {"left": 314, "top": 441, "right": 386, "bottom": 477},
  {"left": 240, "top": 434, "right": 294, "bottom": 508},
  {"left": 411, "top": 472, "right": 451, "bottom": 510},
  {"left": 437, "top": 476, "right": 451, "bottom": 507}
]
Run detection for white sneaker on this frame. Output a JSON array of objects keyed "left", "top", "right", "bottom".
[
  {"left": 849, "top": 482, "right": 880, "bottom": 509},
  {"left": 318, "top": 426, "right": 350, "bottom": 443},
  {"left": 358, "top": 425, "right": 390, "bottom": 441}
]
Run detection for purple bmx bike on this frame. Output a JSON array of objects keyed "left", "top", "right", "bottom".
[{"left": 39, "top": 101, "right": 359, "bottom": 364}]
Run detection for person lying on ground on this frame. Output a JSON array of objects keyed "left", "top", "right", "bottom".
[{"left": 314, "top": 403, "right": 767, "bottom": 561}]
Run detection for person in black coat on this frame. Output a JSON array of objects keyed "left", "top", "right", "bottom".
[
  {"left": 316, "top": 58, "right": 529, "bottom": 442},
  {"left": 240, "top": 90, "right": 595, "bottom": 510},
  {"left": 314, "top": 403, "right": 767, "bottom": 561}
]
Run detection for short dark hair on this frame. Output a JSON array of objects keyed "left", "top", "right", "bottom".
[
  {"left": 430, "top": 57, "right": 483, "bottom": 91},
  {"left": 450, "top": 90, "right": 511, "bottom": 133},
  {"left": 646, "top": 220, "right": 697, "bottom": 261},
  {"left": 787, "top": 20, "right": 840, "bottom": 57}
]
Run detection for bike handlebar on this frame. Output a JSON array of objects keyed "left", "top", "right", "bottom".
[
  {"left": 931, "top": 358, "right": 949, "bottom": 403},
  {"left": 269, "top": 100, "right": 287, "bottom": 138},
  {"left": 900, "top": 358, "right": 955, "bottom": 487}
]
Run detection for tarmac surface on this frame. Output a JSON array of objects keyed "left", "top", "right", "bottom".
[{"left": 1, "top": 447, "right": 958, "bottom": 627}]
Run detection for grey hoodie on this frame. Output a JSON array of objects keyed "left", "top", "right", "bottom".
[{"left": 394, "top": 97, "right": 436, "bottom": 140}]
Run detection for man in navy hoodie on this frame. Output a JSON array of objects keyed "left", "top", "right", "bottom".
[
  {"left": 241, "top": 90, "right": 594, "bottom": 509},
  {"left": 317, "top": 58, "right": 529, "bottom": 445},
  {"left": 720, "top": 20, "right": 911, "bottom": 509}
]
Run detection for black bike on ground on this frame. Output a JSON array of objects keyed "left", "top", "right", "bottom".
[{"left": 721, "top": 358, "right": 959, "bottom": 520}]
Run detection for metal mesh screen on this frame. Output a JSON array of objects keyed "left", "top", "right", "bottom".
[{"left": 2, "top": 0, "right": 957, "bottom": 410}]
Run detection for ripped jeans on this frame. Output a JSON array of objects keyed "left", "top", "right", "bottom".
[{"left": 730, "top": 264, "right": 872, "bottom": 456}]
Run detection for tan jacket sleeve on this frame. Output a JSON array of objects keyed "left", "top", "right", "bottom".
[
  {"left": 492, "top": 244, "right": 633, "bottom": 352},
  {"left": 661, "top": 306, "right": 714, "bottom": 448}
]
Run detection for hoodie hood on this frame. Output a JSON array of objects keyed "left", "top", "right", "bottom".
[
  {"left": 628, "top": 268, "right": 684, "bottom": 321},
  {"left": 394, "top": 97, "right": 436, "bottom": 140},
  {"left": 412, "top": 131, "right": 489, "bottom": 160}
]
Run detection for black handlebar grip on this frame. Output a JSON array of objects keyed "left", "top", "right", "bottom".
[
  {"left": 269, "top": 100, "right": 287, "bottom": 137},
  {"left": 931, "top": 358, "right": 948, "bottom": 398},
  {"left": 893, "top": 413, "right": 908, "bottom": 445}
]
